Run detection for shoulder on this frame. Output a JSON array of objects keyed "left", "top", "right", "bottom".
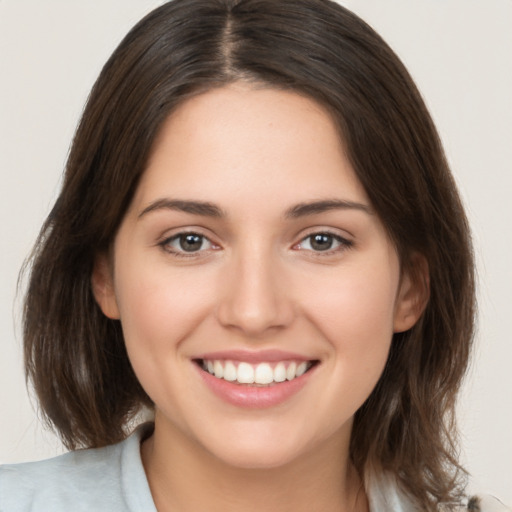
[
  {"left": 366, "top": 470, "right": 511, "bottom": 512},
  {"left": 0, "top": 423, "right": 156, "bottom": 512},
  {"left": 464, "top": 495, "right": 512, "bottom": 512}
]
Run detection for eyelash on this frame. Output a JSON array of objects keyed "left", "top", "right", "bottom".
[
  {"left": 159, "top": 231, "right": 218, "bottom": 258},
  {"left": 158, "top": 230, "right": 353, "bottom": 258},
  {"left": 294, "top": 230, "right": 354, "bottom": 256}
]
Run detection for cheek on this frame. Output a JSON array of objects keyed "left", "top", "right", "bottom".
[
  {"left": 112, "top": 261, "right": 220, "bottom": 420},
  {"left": 302, "top": 262, "right": 399, "bottom": 339},
  {"left": 297, "top": 259, "right": 399, "bottom": 389},
  {"left": 304, "top": 263, "right": 398, "bottom": 419},
  {"left": 113, "top": 260, "right": 216, "bottom": 359}
]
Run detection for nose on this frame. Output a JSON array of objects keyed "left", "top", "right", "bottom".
[{"left": 215, "top": 245, "right": 295, "bottom": 337}]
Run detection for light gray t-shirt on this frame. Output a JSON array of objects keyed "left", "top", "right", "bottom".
[
  {"left": 0, "top": 424, "right": 156, "bottom": 512},
  {"left": 1, "top": 424, "right": 509, "bottom": 511}
]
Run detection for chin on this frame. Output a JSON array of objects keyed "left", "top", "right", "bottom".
[
  {"left": 211, "top": 442, "right": 305, "bottom": 470},
  {"left": 197, "top": 423, "right": 323, "bottom": 471}
]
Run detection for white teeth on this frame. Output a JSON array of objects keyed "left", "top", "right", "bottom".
[
  {"left": 274, "top": 362, "right": 287, "bottom": 383},
  {"left": 237, "top": 362, "right": 255, "bottom": 384},
  {"left": 213, "top": 360, "right": 224, "bottom": 379},
  {"left": 286, "top": 362, "right": 297, "bottom": 381},
  {"left": 202, "top": 359, "right": 313, "bottom": 385},
  {"left": 296, "top": 362, "right": 308, "bottom": 377},
  {"left": 254, "top": 363, "right": 273, "bottom": 385},
  {"left": 223, "top": 361, "right": 237, "bottom": 382}
]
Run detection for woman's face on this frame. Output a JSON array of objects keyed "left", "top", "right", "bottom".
[{"left": 94, "top": 84, "right": 421, "bottom": 469}]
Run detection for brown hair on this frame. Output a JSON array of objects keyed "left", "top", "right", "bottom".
[{"left": 22, "top": 0, "right": 475, "bottom": 509}]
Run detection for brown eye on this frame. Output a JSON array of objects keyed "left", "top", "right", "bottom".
[
  {"left": 296, "top": 232, "right": 353, "bottom": 254},
  {"left": 310, "top": 233, "right": 335, "bottom": 251},
  {"left": 161, "top": 232, "right": 214, "bottom": 255},
  {"left": 178, "top": 233, "right": 204, "bottom": 252}
]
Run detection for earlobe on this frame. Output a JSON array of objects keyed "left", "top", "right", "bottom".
[
  {"left": 393, "top": 254, "right": 430, "bottom": 333},
  {"left": 91, "top": 253, "right": 120, "bottom": 320}
]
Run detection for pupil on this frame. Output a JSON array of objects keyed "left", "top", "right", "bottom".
[
  {"left": 180, "top": 234, "right": 202, "bottom": 252},
  {"left": 311, "top": 234, "right": 333, "bottom": 251}
]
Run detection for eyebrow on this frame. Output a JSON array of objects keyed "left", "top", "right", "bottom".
[
  {"left": 138, "top": 198, "right": 372, "bottom": 220},
  {"left": 284, "top": 199, "right": 372, "bottom": 218},
  {"left": 138, "top": 199, "right": 226, "bottom": 219}
]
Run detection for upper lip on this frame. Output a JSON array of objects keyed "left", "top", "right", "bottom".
[{"left": 194, "top": 349, "right": 315, "bottom": 363}]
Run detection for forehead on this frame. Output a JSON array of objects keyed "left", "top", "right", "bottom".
[{"left": 131, "top": 84, "right": 369, "bottom": 214}]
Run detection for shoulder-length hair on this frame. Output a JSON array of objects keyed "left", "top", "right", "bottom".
[{"left": 23, "top": 1, "right": 475, "bottom": 509}]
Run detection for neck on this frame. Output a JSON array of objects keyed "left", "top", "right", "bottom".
[{"left": 141, "top": 414, "right": 368, "bottom": 512}]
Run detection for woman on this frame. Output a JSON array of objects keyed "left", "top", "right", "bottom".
[{"left": 1, "top": 1, "right": 508, "bottom": 511}]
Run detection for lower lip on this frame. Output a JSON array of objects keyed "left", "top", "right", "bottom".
[{"left": 195, "top": 363, "right": 316, "bottom": 409}]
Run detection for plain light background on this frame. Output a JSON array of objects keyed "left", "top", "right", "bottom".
[{"left": 1, "top": 0, "right": 511, "bottom": 505}]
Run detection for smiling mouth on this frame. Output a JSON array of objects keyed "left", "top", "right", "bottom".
[{"left": 195, "top": 359, "right": 318, "bottom": 386}]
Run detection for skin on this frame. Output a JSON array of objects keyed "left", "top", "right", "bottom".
[{"left": 93, "top": 84, "right": 425, "bottom": 512}]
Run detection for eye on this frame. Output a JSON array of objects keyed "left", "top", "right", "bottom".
[
  {"left": 160, "top": 232, "right": 216, "bottom": 256},
  {"left": 296, "top": 232, "right": 352, "bottom": 253}
]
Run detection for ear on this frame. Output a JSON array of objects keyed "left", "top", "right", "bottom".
[
  {"left": 91, "top": 253, "right": 120, "bottom": 320},
  {"left": 393, "top": 253, "right": 430, "bottom": 333}
]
